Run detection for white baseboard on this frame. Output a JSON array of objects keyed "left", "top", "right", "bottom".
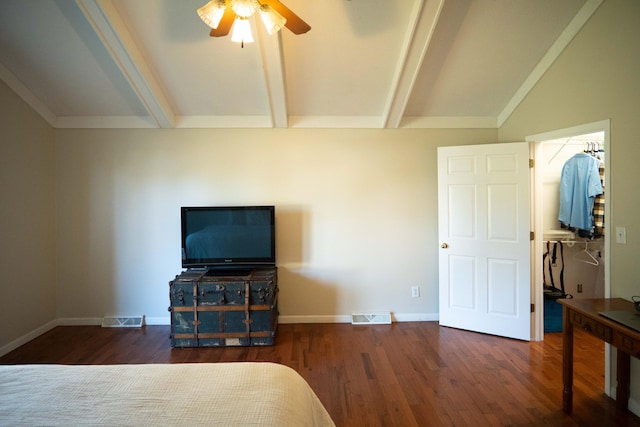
[
  {"left": 58, "top": 317, "right": 172, "bottom": 326},
  {"left": 131, "top": 313, "right": 440, "bottom": 325},
  {"left": 614, "top": 389, "right": 640, "bottom": 417},
  {"left": 57, "top": 317, "right": 171, "bottom": 326},
  {"left": 18, "top": 313, "right": 439, "bottom": 331},
  {"left": 0, "top": 319, "right": 58, "bottom": 357},
  {"left": 279, "top": 315, "right": 352, "bottom": 324},
  {"left": 607, "top": 348, "right": 639, "bottom": 418},
  {"left": 57, "top": 317, "right": 102, "bottom": 326},
  {"left": 628, "top": 397, "right": 640, "bottom": 418},
  {"left": 278, "top": 313, "right": 439, "bottom": 324},
  {"left": 393, "top": 312, "right": 440, "bottom": 322},
  {"left": 145, "top": 316, "right": 170, "bottom": 325}
]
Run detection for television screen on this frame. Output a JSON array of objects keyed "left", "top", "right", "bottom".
[{"left": 181, "top": 206, "right": 275, "bottom": 271}]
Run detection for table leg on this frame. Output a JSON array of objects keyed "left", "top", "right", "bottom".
[
  {"left": 616, "top": 349, "right": 630, "bottom": 411},
  {"left": 562, "top": 305, "right": 574, "bottom": 413}
]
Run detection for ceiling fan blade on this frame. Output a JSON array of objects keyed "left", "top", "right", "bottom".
[
  {"left": 260, "top": 0, "right": 311, "bottom": 35},
  {"left": 209, "top": 6, "right": 236, "bottom": 37}
]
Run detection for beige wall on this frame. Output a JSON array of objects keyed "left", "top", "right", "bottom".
[
  {"left": 54, "top": 128, "right": 496, "bottom": 324},
  {"left": 499, "top": 0, "right": 640, "bottom": 408},
  {"left": 0, "top": 81, "right": 56, "bottom": 351}
]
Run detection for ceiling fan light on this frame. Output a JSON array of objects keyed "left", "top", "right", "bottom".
[
  {"left": 230, "top": 0, "right": 256, "bottom": 18},
  {"left": 231, "top": 17, "right": 254, "bottom": 45},
  {"left": 197, "top": 0, "right": 227, "bottom": 29},
  {"left": 259, "top": 4, "right": 287, "bottom": 35}
]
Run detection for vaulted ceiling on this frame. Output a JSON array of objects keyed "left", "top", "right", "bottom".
[{"left": 0, "top": 0, "right": 599, "bottom": 129}]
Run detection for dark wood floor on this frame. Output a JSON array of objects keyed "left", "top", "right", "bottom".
[{"left": 1, "top": 322, "right": 639, "bottom": 426}]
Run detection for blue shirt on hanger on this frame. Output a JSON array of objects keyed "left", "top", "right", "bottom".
[{"left": 558, "top": 153, "right": 603, "bottom": 231}]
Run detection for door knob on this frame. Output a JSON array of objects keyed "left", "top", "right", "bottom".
[{"left": 441, "top": 243, "right": 449, "bottom": 248}]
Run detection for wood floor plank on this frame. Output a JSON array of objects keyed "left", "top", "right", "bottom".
[{"left": 1, "top": 322, "right": 639, "bottom": 426}]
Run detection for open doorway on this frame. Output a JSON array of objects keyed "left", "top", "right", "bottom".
[
  {"left": 527, "top": 120, "right": 612, "bottom": 398},
  {"left": 528, "top": 120, "right": 611, "bottom": 341},
  {"left": 540, "top": 130, "right": 606, "bottom": 333}
]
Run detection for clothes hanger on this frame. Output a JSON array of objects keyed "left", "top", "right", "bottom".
[{"left": 573, "top": 241, "right": 599, "bottom": 265}]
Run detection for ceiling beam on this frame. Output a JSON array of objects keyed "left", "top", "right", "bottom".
[
  {"left": 0, "top": 63, "right": 58, "bottom": 127},
  {"left": 75, "top": 0, "right": 175, "bottom": 128},
  {"left": 497, "top": 0, "right": 604, "bottom": 127},
  {"left": 256, "top": 23, "right": 288, "bottom": 128},
  {"left": 382, "top": 0, "right": 445, "bottom": 129}
]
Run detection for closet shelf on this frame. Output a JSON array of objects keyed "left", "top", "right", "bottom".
[{"left": 543, "top": 229, "right": 575, "bottom": 241}]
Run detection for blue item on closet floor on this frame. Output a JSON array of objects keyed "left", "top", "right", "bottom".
[{"left": 544, "top": 299, "right": 563, "bottom": 332}]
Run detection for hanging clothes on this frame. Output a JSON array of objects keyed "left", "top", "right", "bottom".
[
  {"left": 558, "top": 153, "right": 603, "bottom": 234},
  {"left": 593, "top": 161, "right": 605, "bottom": 237}
]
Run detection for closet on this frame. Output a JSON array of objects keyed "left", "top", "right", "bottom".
[{"left": 541, "top": 131, "right": 605, "bottom": 332}]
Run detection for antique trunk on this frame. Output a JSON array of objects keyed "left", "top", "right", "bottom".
[{"left": 169, "top": 268, "right": 278, "bottom": 347}]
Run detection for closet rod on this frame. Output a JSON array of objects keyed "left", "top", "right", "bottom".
[{"left": 547, "top": 138, "right": 604, "bottom": 164}]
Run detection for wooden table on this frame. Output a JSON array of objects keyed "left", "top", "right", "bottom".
[{"left": 558, "top": 298, "right": 640, "bottom": 413}]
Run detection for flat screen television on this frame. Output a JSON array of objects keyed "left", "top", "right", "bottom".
[{"left": 181, "top": 206, "right": 275, "bottom": 273}]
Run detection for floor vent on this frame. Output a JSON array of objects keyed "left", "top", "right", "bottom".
[
  {"left": 101, "top": 316, "right": 144, "bottom": 328},
  {"left": 351, "top": 312, "right": 392, "bottom": 325}
]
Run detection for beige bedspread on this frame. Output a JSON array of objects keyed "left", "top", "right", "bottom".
[{"left": 0, "top": 362, "right": 335, "bottom": 427}]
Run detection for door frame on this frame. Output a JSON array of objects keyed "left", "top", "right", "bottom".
[{"left": 526, "top": 119, "right": 612, "bottom": 394}]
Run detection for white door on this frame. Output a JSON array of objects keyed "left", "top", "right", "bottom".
[{"left": 437, "top": 142, "right": 531, "bottom": 341}]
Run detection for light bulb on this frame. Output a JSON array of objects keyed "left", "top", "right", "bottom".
[
  {"left": 231, "top": 0, "right": 256, "bottom": 18},
  {"left": 231, "top": 17, "right": 254, "bottom": 47},
  {"left": 259, "top": 4, "right": 286, "bottom": 35},
  {"left": 197, "top": 0, "right": 227, "bottom": 29}
]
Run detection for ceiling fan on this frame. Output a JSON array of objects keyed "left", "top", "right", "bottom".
[{"left": 198, "top": 0, "right": 311, "bottom": 47}]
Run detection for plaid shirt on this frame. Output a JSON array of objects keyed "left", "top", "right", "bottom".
[{"left": 593, "top": 161, "right": 605, "bottom": 235}]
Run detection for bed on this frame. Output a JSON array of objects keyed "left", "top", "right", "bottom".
[{"left": 0, "top": 362, "right": 335, "bottom": 426}]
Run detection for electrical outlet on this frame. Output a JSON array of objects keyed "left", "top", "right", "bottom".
[
  {"left": 411, "top": 286, "right": 420, "bottom": 298},
  {"left": 577, "top": 283, "right": 583, "bottom": 293}
]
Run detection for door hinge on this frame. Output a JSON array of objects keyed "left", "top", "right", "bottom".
[
  {"left": 531, "top": 303, "right": 535, "bottom": 313},
  {"left": 530, "top": 231, "right": 534, "bottom": 241},
  {"left": 529, "top": 159, "right": 534, "bottom": 168}
]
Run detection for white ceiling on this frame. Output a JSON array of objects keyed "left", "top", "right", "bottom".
[{"left": 0, "top": 0, "right": 600, "bottom": 129}]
